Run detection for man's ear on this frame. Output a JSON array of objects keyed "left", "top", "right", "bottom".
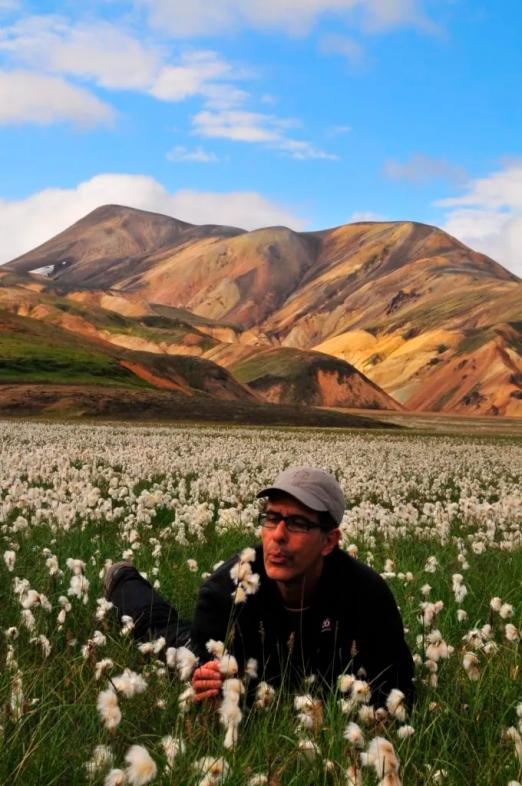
[{"left": 320, "top": 528, "right": 341, "bottom": 557}]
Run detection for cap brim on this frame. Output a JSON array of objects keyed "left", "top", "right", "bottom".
[{"left": 256, "top": 484, "right": 329, "bottom": 513}]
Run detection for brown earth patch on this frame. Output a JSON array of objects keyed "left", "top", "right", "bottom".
[
  {"left": 0, "top": 384, "right": 396, "bottom": 428},
  {"left": 118, "top": 361, "right": 191, "bottom": 393}
]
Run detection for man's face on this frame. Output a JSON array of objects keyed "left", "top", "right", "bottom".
[{"left": 261, "top": 494, "right": 339, "bottom": 590}]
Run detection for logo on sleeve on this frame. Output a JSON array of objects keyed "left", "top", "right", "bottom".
[{"left": 321, "top": 617, "right": 332, "bottom": 632}]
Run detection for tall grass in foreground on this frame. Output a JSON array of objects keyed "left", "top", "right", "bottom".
[
  {"left": 0, "top": 422, "right": 521, "bottom": 785},
  {"left": 1, "top": 521, "right": 521, "bottom": 786}
]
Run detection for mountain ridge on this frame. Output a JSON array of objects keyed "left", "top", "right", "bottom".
[{"left": 2, "top": 204, "right": 521, "bottom": 417}]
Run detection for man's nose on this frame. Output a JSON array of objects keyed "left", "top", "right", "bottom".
[{"left": 272, "top": 519, "right": 288, "bottom": 541}]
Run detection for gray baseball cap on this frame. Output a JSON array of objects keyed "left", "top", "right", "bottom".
[{"left": 257, "top": 466, "right": 345, "bottom": 526}]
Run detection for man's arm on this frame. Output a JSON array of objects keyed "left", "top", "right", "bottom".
[
  {"left": 189, "top": 569, "right": 236, "bottom": 702},
  {"left": 353, "top": 569, "right": 415, "bottom": 708}
]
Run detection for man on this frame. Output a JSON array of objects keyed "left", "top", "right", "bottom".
[{"left": 106, "top": 467, "right": 414, "bottom": 708}]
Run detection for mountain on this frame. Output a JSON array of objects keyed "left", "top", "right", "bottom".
[
  {"left": 5, "top": 204, "right": 243, "bottom": 288},
  {"left": 0, "top": 274, "right": 396, "bottom": 415},
  {"left": 230, "top": 347, "right": 402, "bottom": 410},
  {"left": 0, "top": 309, "right": 256, "bottom": 400},
  {"left": 3, "top": 205, "right": 522, "bottom": 416},
  {"left": 0, "top": 310, "right": 392, "bottom": 428}
]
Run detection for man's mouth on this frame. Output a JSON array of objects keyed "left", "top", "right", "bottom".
[{"left": 268, "top": 552, "right": 291, "bottom": 565}]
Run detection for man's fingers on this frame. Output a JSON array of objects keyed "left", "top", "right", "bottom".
[
  {"left": 193, "top": 688, "right": 219, "bottom": 702},
  {"left": 191, "top": 659, "right": 224, "bottom": 702},
  {"left": 192, "top": 679, "right": 221, "bottom": 690},
  {"left": 194, "top": 669, "right": 219, "bottom": 681}
]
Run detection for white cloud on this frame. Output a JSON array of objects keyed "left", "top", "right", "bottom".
[
  {"left": 319, "top": 33, "right": 365, "bottom": 67},
  {"left": 166, "top": 145, "right": 219, "bottom": 163},
  {"left": 193, "top": 109, "right": 337, "bottom": 159},
  {"left": 0, "top": 70, "right": 115, "bottom": 126},
  {"left": 327, "top": 124, "right": 352, "bottom": 137},
  {"left": 277, "top": 140, "right": 339, "bottom": 161},
  {"left": 193, "top": 109, "right": 284, "bottom": 143},
  {"left": 0, "top": 15, "right": 164, "bottom": 89},
  {"left": 0, "top": 16, "right": 247, "bottom": 103},
  {"left": 359, "top": 0, "right": 436, "bottom": 33},
  {"left": 383, "top": 153, "right": 467, "bottom": 185},
  {"left": 136, "top": 0, "right": 432, "bottom": 37},
  {"left": 436, "top": 163, "right": 522, "bottom": 278},
  {"left": 0, "top": 173, "right": 307, "bottom": 264},
  {"left": 348, "top": 210, "right": 387, "bottom": 222},
  {"left": 0, "top": 13, "right": 336, "bottom": 156},
  {"left": 149, "top": 50, "right": 247, "bottom": 106}
]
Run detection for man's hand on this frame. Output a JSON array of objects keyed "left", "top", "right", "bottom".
[{"left": 191, "top": 659, "right": 224, "bottom": 702}]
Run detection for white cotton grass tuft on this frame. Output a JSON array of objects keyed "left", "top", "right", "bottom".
[
  {"left": 505, "top": 727, "right": 522, "bottom": 766},
  {"left": 161, "top": 735, "right": 186, "bottom": 770},
  {"left": 462, "top": 652, "right": 481, "bottom": 681},
  {"left": 95, "top": 659, "right": 114, "bottom": 681},
  {"left": 229, "top": 548, "right": 260, "bottom": 604},
  {"left": 194, "top": 756, "right": 229, "bottom": 786},
  {"left": 396, "top": 725, "right": 415, "bottom": 739},
  {"left": 505, "top": 624, "right": 520, "bottom": 642},
  {"left": 165, "top": 646, "right": 198, "bottom": 681},
  {"left": 297, "top": 738, "right": 321, "bottom": 759},
  {"left": 96, "top": 597, "right": 114, "bottom": 621},
  {"left": 386, "top": 689, "right": 407, "bottom": 722},
  {"left": 104, "top": 769, "right": 126, "bottom": 786},
  {"left": 68, "top": 573, "right": 90, "bottom": 604},
  {"left": 499, "top": 603, "right": 514, "bottom": 619},
  {"left": 351, "top": 679, "right": 371, "bottom": 704},
  {"left": 138, "top": 637, "right": 165, "bottom": 656},
  {"left": 338, "top": 674, "right": 355, "bottom": 693},
  {"left": 178, "top": 684, "right": 195, "bottom": 711},
  {"left": 112, "top": 669, "right": 147, "bottom": 698},
  {"left": 219, "top": 678, "right": 244, "bottom": 748},
  {"left": 294, "top": 694, "right": 323, "bottom": 732},
  {"left": 84, "top": 745, "right": 113, "bottom": 779},
  {"left": 124, "top": 744, "right": 157, "bottom": 786},
  {"left": 120, "top": 616, "right": 135, "bottom": 636},
  {"left": 240, "top": 546, "right": 256, "bottom": 563},
  {"left": 219, "top": 653, "right": 239, "bottom": 677},
  {"left": 96, "top": 687, "right": 122, "bottom": 731},
  {"left": 255, "top": 681, "right": 275, "bottom": 708},
  {"left": 362, "top": 736, "right": 401, "bottom": 782},
  {"left": 344, "top": 721, "right": 365, "bottom": 747},
  {"left": 357, "top": 704, "right": 378, "bottom": 726},
  {"left": 206, "top": 639, "right": 225, "bottom": 658}
]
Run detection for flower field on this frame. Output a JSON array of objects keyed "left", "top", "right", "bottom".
[{"left": 1, "top": 420, "right": 521, "bottom": 786}]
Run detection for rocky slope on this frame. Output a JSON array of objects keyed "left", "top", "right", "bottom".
[{"left": 4, "top": 205, "right": 522, "bottom": 416}]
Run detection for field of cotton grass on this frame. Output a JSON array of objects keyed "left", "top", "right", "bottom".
[{"left": 1, "top": 420, "right": 521, "bottom": 786}]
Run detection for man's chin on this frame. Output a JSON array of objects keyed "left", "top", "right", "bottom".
[{"left": 264, "top": 562, "right": 294, "bottom": 581}]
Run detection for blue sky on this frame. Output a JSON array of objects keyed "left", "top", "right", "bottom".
[{"left": 1, "top": 0, "right": 521, "bottom": 276}]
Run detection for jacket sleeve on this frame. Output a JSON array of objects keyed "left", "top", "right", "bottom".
[
  {"left": 353, "top": 571, "right": 415, "bottom": 709},
  {"left": 189, "top": 573, "right": 236, "bottom": 664}
]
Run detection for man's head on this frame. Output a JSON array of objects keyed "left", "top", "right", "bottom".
[{"left": 256, "top": 467, "right": 344, "bottom": 600}]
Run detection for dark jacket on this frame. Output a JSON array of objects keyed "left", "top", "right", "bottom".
[{"left": 190, "top": 545, "right": 414, "bottom": 707}]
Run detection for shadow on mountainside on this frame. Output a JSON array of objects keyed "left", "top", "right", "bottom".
[{"left": 0, "top": 384, "right": 399, "bottom": 429}]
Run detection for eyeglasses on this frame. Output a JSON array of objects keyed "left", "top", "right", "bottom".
[{"left": 259, "top": 510, "right": 323, "bottom": 534}]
